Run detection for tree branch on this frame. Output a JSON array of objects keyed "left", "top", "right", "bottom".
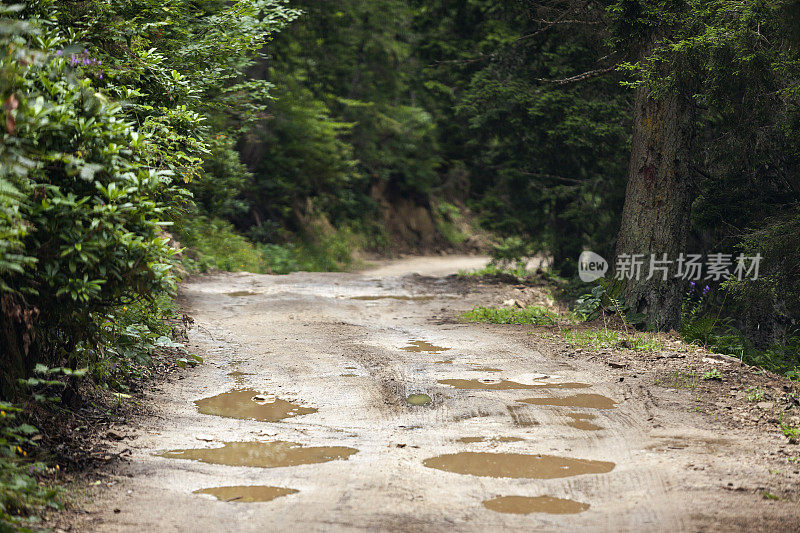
[{"left": 534, "top": 65, "right": 617, "bottom": 85}]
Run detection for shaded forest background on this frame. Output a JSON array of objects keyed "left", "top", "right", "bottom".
[{"left": 1, "top": 0, "right": 800, "bottom": 527}]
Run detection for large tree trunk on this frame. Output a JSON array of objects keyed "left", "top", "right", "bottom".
[{"left": 615, "top": 86, "right": 694, "bottom": 330}]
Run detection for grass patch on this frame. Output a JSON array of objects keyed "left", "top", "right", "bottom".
[
  {"left": 746, "top": 387, "right": 765, "bottom": 402},
  {"left": 458, "top": 262, "right": 530, "bottom": 279},
  {"left": 462, "top": 306, "right": 558, "bottom": 325},
  {"left": 662, "top": 370, "right": 699, "bottom": 389},
  {"left": 560, "top": 328, "right": 664, "bottom": 352},
  {"left": 779, "top": 416, "right": 800, "bottom": 444}
]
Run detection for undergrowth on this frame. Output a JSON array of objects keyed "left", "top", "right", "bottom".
[
  {"left": 175, "top": 216, "right": 361, "bottom": 274},
  {"left": 0, "top": 402, "right": 59, "bottom": 531}
]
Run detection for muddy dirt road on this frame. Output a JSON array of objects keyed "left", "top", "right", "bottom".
[{"left": 77, "top": 256, "right": 799, "bottom": 532}]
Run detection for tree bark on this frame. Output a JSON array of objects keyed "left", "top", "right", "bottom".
[{"left": 615, "top": 86, "right": 694, "bottom": 330}]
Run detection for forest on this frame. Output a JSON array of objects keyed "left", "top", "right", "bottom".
[{"left": 1, "top": 0, "right": 800, "bottom": 529}]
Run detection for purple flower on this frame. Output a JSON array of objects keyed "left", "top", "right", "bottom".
[
  {"left": 703, "top": 285, "right": 710, "bottom": 296},
  {"left": 29, "top": 466, "right": 34, "bottom": 475},
  {"left": 689, "top": 281, "right": 695, "bottom": 288},
  {"left": 55, "top": 49, "right": 63, "bottom": 56}
]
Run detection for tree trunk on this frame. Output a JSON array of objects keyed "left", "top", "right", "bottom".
[
  {"left": 0, "top": 294, "right": 36, "bottom": 397},
  {"left": 615, "top": 86, "right": 694, "bottom": 330}
]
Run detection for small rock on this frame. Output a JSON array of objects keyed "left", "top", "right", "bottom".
[
  {"left": 106, "top": 431, "right": 125, "bottom": 441},
  {"left": 757, "top": 402, "right": 775, "bottom": 410},
  {"left": 195, "top": 434, "right": 215, "bottom": 442},
  {"left": 608, "top": 361, "right": 627, "bottom": 369}
]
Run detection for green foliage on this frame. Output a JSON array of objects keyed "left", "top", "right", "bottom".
[
  {"left": 189, "top": 137, "right": 253, "bottom": 219},
  {"left": 489, "top": 237, "right": 533, "bottom": 270},
  {"left": 462, "top": 306, "right": 558, "bottom": 325},
  {"left": 177, "top": 216, "right": 359, "bottom": 275},
  {"left": 415, "top": 0, "right": 631, "bottom": 275},
  {"left": 433, "top": 201, "right": 467, "bottom": 246},
  {"left": 572, "top": 280, "right": 645, "bottom": 325},
  {"left": 0, "top": 1, "right": 294, "bottom": 527},
  {"left": 244, "top": 83, "right": 368, "bottom": 240},
  {"left": 0, "top": 401, "right": 59, "bottom": 530},
  {"left": 177, "top": 216, "right": 273, "bottom": 273},
  {"left": 459, "top": 262, "right": 530, "bottom": 280},
  {"left": 779, "top": 415, "right": 800, "bottom": 444},
  {"left": 746, "top": 387, "right": 765, "bottom": 402},
  {"left": 561, "top": 328, "right": 664, "bottom": 352},
  {"left": 702, "top": 369, "right": 723, "bottom": 381},
  {"left": 233, "top": 0, "right": 441, "bottom": 249}
]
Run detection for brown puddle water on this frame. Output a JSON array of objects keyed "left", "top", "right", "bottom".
[
  {"left": 565, "top": 413, "right": 601, "bottom": 431},
  {"left": 518, "top": 394, "right": 617, "bottom": 409},
  {"left": 351, "top": 295, "right": 434, "bottom": 301},
  {"left": 422, "top": 452, "right": 614, "bottom": 479},
  {"left": 401, "top": 340, "right": 450, "bottom": 353},
  {"left": 194, "top": 485, "right": 298, "bottom": 503},
  {"left": 434, "top": 359, "right": 453, "bottom": 364},
  {"left": 158, "top": 441, "right": 358, "bottom": 468},
  {"left": 457, "top": 436, "right": 524, "bottom": 444},
  {"left": 438, "top": 379, "right": 591, "bottom": 390},
  {"left": 194, "top": 389, "right": 317, "bottom": 422},
  {"left": 227, "top": 371, "right": 255, "bottom": 378},
  {"left": 483, "top": 495, "right": 590, "bottom": 515},
  {"left": 226, "top": 291, "right": 258, "bottom": 297}
]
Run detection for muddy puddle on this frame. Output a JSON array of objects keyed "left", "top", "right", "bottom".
[
  {"left": 470, "top": 367, "right": 503, "bottom": 373},
  {"left": 351, "top": 295, "right": 434, "bottom": 301},
  {"left": 518, "top": 394, "right": 617, "bottom": 409},
  {"left": 194, "top": 485, "right": 298, "bottom": 503},
  {"left": 457, "top": 436, "right": 524, "bottom": 444},
  {"left": 159, "top": 441, "right": 358, "bottom": 468},
  {"left": 341, "top": 373, "right": 358, "bottom": 377},
  {"left": 483, "top": 495, "right": 590, "bottom": 515},
  {"left": 565, "top": 413, "right": 601, "bottom": 430},
  {"left": 434, "top": 359, "right": 453, "bottom": 364},
  {"left": 407, "top": 394, "right": 432, "bottom": 406},
  {"left": 439, "top": 379, "right": 591, "bottom": 390},
  {"left": 194, "top": 389, "right": 317, "bottom": 422},
  {"left": 401, "top": 340, "right": 450, "bottom": 353},
  {"left": 227, "top": 371, "right": 255, "bottom": 378},
  {"left": 226, "top": 291, "right": 259, "bottom": 297},
  {"left": 422, "top": 452, "right": 614, "bottom": 479}
]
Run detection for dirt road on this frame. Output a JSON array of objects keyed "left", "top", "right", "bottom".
[{"left": 75, "top": 256, "right": 799, "bottom": 532}]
